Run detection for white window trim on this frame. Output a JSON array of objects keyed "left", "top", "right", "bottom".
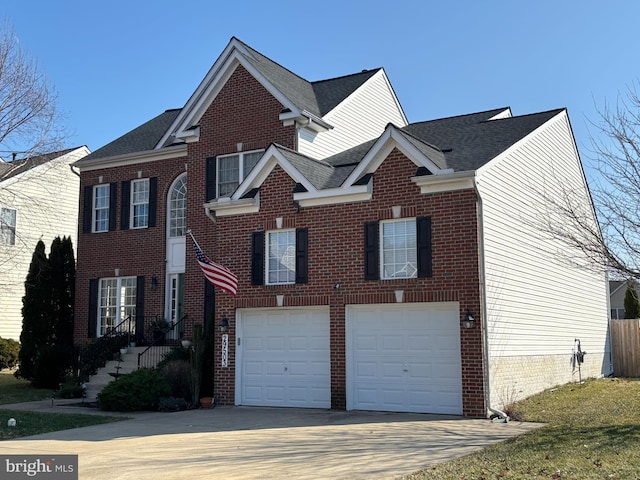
[
  {"left": 130, "top": 178, "right": 150, "bottom": 229},
  {"left": 0, "top": 207, "right": 16, "bottom": 246},
  {"left": 380, "top": 218, "right": 418, "bottom": 280},
  {"left": 266, "top": 229, "right": 296, "bottom": 285},
  {"left": 216, "top": 149, "right": 264, "bottom": 198},
  {"left": 92, "top": 184, "right": 110, "bottom": 233},
  {"left": 168, "top": 174, "right": 187, "bottom": 238},
  {"left": 97, "top": 276, "right": 136, "bottom": 337}
]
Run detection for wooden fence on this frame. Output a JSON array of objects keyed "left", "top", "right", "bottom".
[{"left": 611, "top": 319, "right": 640, "bottom": 377}]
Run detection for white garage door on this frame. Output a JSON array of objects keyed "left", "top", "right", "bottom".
[
  {"left": 346, "top": 303, "right": 462, "bottom": 414},
  {"left": 237, "top": 308, "right": 330, "bottom": 408}
]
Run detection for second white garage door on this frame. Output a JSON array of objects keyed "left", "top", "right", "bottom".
[
  {"left": 346, "top": 303, "right": 462, "bottom": 414},
  {"left": 236, "top": 307, "right": 330, "bottom": 408}
]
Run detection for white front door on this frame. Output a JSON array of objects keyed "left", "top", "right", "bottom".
[
  {"left": 236, "top": 308, "right": 330, "bottom": 408},
  {"left": 346, "top": 302, "right": 462, "bottom": 414}
]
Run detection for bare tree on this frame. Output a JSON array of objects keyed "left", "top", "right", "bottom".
[
  {"left": 0, "top": 20, "right": 71, "bottom": 298},
  {"left": 536, "top": 83, "right": 640, "bottom": 280},
  {"left": 0, "top": 21, "right": 65, "bottom": 159}
]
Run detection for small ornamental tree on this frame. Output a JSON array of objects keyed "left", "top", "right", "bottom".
[
  {"left": 17, "top": 237, "right": 76, "bottom": 387},
  {"left": 624, "top": 281, "right": 640, "bottom": 319},
  {"left": 17, "top": 240, "right": 51, "bottom": 381}
]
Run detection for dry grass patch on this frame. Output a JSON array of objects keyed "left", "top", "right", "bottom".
[{"left": 403, "top": 378, "right": 640, "bottom": 479}]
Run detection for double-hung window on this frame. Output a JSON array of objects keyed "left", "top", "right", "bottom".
[
  {"left": 267, "top": 230, "right": 296, "bottom": 285},
  {"left": 217, "top": 150, "right": 263, "bottom": 197},
  {"left": 365, "top": 217, "right": 432, "bottom": 280},
  {"left": 131, "top": 178, "right": 150, "bottom": 228},
  {"left": 98, "top": 276, "right": 136, "bottom": 336},
  {"left": 381, "top": 219, "right": 417, "bottom": 279},
  {"left": 93, "top": 185, "right": 110, "bottom": 233},
  {"left": 251, "top": 228, "right": 308, "bottom": 286},
  {"left": 0, "top": 208, "right": 16, "bottom": 245}
]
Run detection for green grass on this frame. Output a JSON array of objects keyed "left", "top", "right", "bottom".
[
  {"left": 0, "top": 409, "right": 124, "bottom": 440},
  {"left": 0, "top": 370, "right": 55, "bottom": 403},
  {"left": 0, "top": 371, "right": 125, "bottom": 440},
  {"left": 403, "top": 377, "right": 640, "bottom": 479}
]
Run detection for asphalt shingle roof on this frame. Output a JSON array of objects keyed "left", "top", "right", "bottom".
[
  {"left": 75, "top": 109, "right": 181, "bottom": 164},
  {"left": 0, "top": 148, "right": 79, "bottom": 181}
]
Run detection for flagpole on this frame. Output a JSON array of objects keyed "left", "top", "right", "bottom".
[{"left": 186, "top": 229, "right": 202, "bottom": 251}]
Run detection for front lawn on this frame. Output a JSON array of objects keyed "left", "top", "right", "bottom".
[
  {"left": 0, "top": 370, "right": 54, "bottom": 404},
  {"left": 403, "top": 377, "right": 640, "bottom": 479},
  {"left": 0, "top": 371, "right": 124, "bottom": 440}
]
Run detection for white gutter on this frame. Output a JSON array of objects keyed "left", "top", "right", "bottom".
[{"left": 472, "top": 173, "right": 505, "bottom": 420}]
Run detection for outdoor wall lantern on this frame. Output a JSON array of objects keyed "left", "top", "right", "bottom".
[
  {"left": 151, "top": 276, "right": 159, "bottom": 289},
  {"left": 462, "top": 309, "right": 475, "bottom": 329},
  {"left": 219, "top": 318, "right": 229, "bottom": 332}
]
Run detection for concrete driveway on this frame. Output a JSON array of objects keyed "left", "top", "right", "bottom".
[{"left": 1, "top": 402, "right": 541, "bottom": 479}]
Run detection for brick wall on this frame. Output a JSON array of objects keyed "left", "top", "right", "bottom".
[
  {"left": 208, "top": 148, "right": 486, "bottom": 416},
  {"left": 75, "top": 64, "right": 487, "bottom": 417}
]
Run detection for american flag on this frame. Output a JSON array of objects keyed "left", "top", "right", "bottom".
[{"left": 190, "top": 234, "right": 238, "bottom": 295}]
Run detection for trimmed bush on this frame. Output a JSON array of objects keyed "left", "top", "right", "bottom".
[
  {"left": 0, "top": 337, "right": 20, "bottom": 371},
  {"left": 160, "top": 359, "right": 192, "bottom": 403},
  {"left": 98, "top": 368, "right": 170, "bottom": 411}
]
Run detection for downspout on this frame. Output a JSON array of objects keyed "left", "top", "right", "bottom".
[
  {"left": 473, "top": 174, "right": 509, "bottom": 421},
  {"left": 70, "top": 164, "right": 80, "bottom": 177}
]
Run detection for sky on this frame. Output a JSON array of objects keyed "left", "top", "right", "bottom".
[{"left": 1, "top": 0, "right": 639, "bottom": 179}]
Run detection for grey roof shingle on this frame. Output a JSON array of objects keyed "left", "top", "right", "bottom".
[
  {"left": 0, "top": 148, "right": 79, "bottom": 181},
  {"left": 237, "top": 39, "right": 380, "bottom": 117},
  {"left": 75, "top": 109, "right": 181, "bottom": 164},
  {"left": 287, "top": 108, "right": 565, "bottom": 188},
  {"left": 402, "top": 108, "right": 563, "bottom": 172}
]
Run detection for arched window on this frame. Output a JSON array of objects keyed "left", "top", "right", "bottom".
[{"left": 169, "top": 174, "right": 186, "bottom": 237}]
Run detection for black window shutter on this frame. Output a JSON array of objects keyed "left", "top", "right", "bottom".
[
  {"left": 204, "top": 279, "right": 215, "bottom": 326},
  {"left": 206, "top": 157, "right": 217, "bottom": 201},
  {"left": 295, "top": 228, "right": 308, "bottom": 284},
  {"left": 148, "top": 177, "right": 158, "bottom": 227},
  {"left": 364, "top": 222, "right": 379, "bottom": 280},
  {"left": 83, "top": 186, "right": 92, "bottom": 233},
  {"left": 120, "top": 181, "right": 130, "bottom": 230},
  {"left": 88, "top": 279, "right": 98, "bottom": 338},
  {"left": 251, "top": 231, "right": 265, "bottom": 285},
  {"left": 135, "top": 276, "right": 145, "bottom": 341},
  {"left": 417, "top": 216, "right": 433, "bottom": 278},
  {"left": 109, "top": 182, "right": 118, "bottom": 231}
]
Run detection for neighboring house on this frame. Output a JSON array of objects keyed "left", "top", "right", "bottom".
[
  {"left": 609, "top": 280, "right": 639, "bottom": 319},
  {"left": 0, "top": 146, "right": 90, "bottom": 340},
  {"left": 72, "top": 37, "right": 610, "bottom": 417}
]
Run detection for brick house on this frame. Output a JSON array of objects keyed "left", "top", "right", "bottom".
[{"left": 73, "top": 37, "right": 611, "bottom": 417}]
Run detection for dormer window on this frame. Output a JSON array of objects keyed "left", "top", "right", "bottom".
[{"left": 217, "top": 150, "right": 263, "bottom": 197}]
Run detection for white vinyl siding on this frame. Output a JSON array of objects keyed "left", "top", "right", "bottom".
[
  {"left": 0, "top": 147, "right": 87, "bottom": 340},
  {"left": 476, "top": 111, "right": 610, "bottom": 403},
  {"left": 298, "top": 70, "right": 407, "bottom": 159}
]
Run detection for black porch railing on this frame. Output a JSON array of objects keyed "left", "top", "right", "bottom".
[{"left": 137, "top": 314, "right": 188, "bottom": 369}]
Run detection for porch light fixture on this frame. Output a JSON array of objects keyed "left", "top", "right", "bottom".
[
  {"left": 463, "top": 309, "right": 475, "bottom": 329},
  {"left": 219, "top": 318, "right": 229, "bottom": 332},
  {"left": 151, "top": 276, "right": 158, "bottom": 289}
]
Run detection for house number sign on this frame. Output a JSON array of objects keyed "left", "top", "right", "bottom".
[{"left": 221, "top": 333, "right": 228, "bottom": 367}]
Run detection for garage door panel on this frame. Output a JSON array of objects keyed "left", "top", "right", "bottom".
[
  {"left": 347, "top": 303, "right": 462, "bottom": 414},
  {"left": 239, "top": 308, "right": 330, "bottom": 408}
]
